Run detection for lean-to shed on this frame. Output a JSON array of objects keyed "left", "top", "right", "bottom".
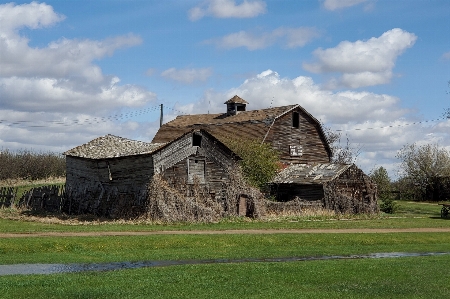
[
  {"left": 270, "top": 163, "right": 378, "bottom": 214},
  {"left": 153, "top": 95, "right": 332, "bottom": 164}
]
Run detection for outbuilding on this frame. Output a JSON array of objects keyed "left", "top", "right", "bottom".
[
  {"left": 270, "top": 163, "right": 378, "bottom": 214},
  {"left": 64, "top": 129, "right": 239, "bottom": 216}
]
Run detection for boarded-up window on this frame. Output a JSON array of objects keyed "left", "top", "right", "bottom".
[
  {"left": 290, "top": 145, "right": 303, "bottom": 156},
  {"left": 187, "top": 158, "right": 205, "bottom": 184},
  {"left": 292, "top": 112, "right": 299, "bottom": 128}
]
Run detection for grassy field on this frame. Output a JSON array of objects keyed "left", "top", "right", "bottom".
[
  {"left": 1, "top": 200, "right": 450, "bottom": 298},
  {"left": 0, "top": 199, "right": 449, "bottom": 233},
  {"left": 2, "top": 256, "right": 450, "bottom": 299}
]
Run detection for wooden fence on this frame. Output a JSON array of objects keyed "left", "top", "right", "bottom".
[
  {"left": 0, "top": 187, "right": 18, "bottom": 208},
  {"left": 0, "top": 185, "right": 65, "bottom": 212}
]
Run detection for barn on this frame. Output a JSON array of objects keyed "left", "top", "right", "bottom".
[
  {"left": 64, "top": 95, "right": 377, "bottom": 216},
  {"left": 270, "top": 163, "right": 378, "bottom": 214},
  {"left": 64, "top": 129, "right": 240, "bottom": 216},
  {"left": 152, "top": 95, "right": 332, "bottom": 165}
]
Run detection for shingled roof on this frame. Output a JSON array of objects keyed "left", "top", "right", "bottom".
[
  {"left": 224, "top": 95, "right": 249, "bottom": 104},
  {"left": 271, "top": 163, "right": 353, "bottom": 185},
  {"left": 64, "top": 134, "right": 165, "bottom": 159},
  {"left": 152, "top": 104, "right": 299, "bottom": 143}
]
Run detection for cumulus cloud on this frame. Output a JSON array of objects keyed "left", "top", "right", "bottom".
[
  {"left": 189, "top": 0, "right": 266, "bottom": 21},
  {"left": 206, "top": 27, "right": 320, "bottom": 50},
  {"left": 0, "top": 1, "right": 65, "bottom": 34},
  {"left": 160, "top": 67, "right": 213, "bottom": 84},
  {"left": 303, "top": 28, "right": 417, "bottom": 88},
  {"left": 321, "top": 0, "right": 371, "bottom": 11},
  {"left": 176, "top": 70, "right": 449, "bottom": 175},
  {"left": 0, "top": 2, "right": 156, "bottom": 152}
]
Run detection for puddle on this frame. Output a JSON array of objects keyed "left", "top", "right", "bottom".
[{"left": 1, "top": 252, "right": 449, "bottom": 276}]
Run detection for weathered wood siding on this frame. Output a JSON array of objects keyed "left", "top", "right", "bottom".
[
  {"left": 323, "top": 165, "right": 378, "bottom": 214},
  {"left": 158, "top": 131, "right": 237, "bottom": 196},
  {"left": 265, "top": 107, "right": 330, "bottom": 164},
  {"left": 66, "top": 154, "right": 154, "bottom": 192}
]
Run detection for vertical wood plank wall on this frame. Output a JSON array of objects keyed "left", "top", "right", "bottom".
[{"left": 266, "top": 108, "right": 330, "bottom": 164}]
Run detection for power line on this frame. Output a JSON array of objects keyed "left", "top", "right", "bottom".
[
  {"left": 0, "top": 105, "right": 162, "bottom": 128},
  {"left": 332, "top": 116, "right": 448, "bottom": 132}
]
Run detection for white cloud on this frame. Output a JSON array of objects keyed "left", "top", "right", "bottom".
[
  {"left": 189, "top": 0, "right": 266, "bottom": 21},
  {"left": 206, "top": 27, "right": 320, "bottom": 50},
  {"left": 176, "top": 70, "right": 449, "bottom": 175},
  {"left": 160, "top": 67, "right": 213, "bottom": 84},
  {"left": 0, "top": 2, "right": 156, "bottom": 152},
  {"left": 303, "top": 28, "right": 417, "bottom": 88},
  {"left": 321, "top": 0, "right": 370, "bottom": 11},
  {"left": 0, "top": 1, "right": 65, "bottom": 35}
]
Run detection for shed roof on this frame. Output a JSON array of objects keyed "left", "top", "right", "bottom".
[
  {"left": 271, "top": 163, "right": 353, "bottom": 185},
  {"left": 64, "top": 134, "right": 165, "bottom": 159}
]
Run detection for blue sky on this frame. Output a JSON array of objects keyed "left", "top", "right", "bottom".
[{"left": 0, "top": 0, "right": 449, "bottom": 178}]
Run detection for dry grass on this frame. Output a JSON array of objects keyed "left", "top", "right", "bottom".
[{"left": 0, "top": 177, "right": 65, "bottom": 187}]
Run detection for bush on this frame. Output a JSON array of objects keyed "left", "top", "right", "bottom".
[
  {"left": 222, "top": 137, "right": 280, "bottom": 190},
  {"left": 0, "top": 149, "right": 65, "bottom": 180},
  {"left": 379, "top": 196, "right": 399, "bottom": 214}
]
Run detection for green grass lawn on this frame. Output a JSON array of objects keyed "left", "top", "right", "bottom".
[
  {"left": 1, "top": 232, "right": 450, "bottom": 265},
  {"left": 1, "top": 256, "right": 450, "bottom": 299},
  {"left": 0, "top": 200, "right": 449, "bottom": 233}
]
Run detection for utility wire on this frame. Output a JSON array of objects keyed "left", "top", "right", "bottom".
[
  {"left": 333, "top": 116, "right": 448, "bottom": 132},
  {"left": 0, "top": 105, "right": 161, "bottom": 128}
]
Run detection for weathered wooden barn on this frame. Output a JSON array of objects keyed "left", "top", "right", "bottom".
[
  {"left": 270, "top": 163, "right": 378, "bottom": 214},
  {"left": 152, "top": 95, "right": 332, "bottom": 165},
  {"left": 64, "top": 95, "right": 377, "bottom": 217},
  {"left": 64, "top": 129, "right": 240, "bottom": 216}
]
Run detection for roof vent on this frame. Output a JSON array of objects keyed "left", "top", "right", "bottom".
[{"left": 224, "top": 95, "right": 248, "bottom": 116}]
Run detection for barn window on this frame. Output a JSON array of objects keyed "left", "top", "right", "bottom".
[
  {"left": 290, "top": 145, "right": 303, "bottom": 156},
  {"left": 187, "top": 158, "right": 205, "bottom": 184},
  {"left": 292, "top": 112, "right": 299, "bottom": 128},
  {"left": 192, "top": 133, "right": 202, "bottom": 147}
]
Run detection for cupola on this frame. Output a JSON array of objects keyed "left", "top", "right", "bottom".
[{"left": 224, "top": 95, "right": 248, "bottom": 116}]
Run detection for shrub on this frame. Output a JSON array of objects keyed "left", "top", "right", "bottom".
[
  {"left": 379, "top": 196, "right": 399, "bottom": 214},
  {"left": 0, "top": 149, "right": 65, "bottom": 180},
  {"left": 222, "top": 137, "right": 280, "bottom": 190}
]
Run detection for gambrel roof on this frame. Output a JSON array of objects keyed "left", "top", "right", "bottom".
[
  {"left": 152, "top": 102, "right": 331, "bottom": 157},
  {"left": 64, "top": 134, "right": 165, "bottom": 159},
  {"left": 271, "top": 163, "right": 353, "bottom": 185}
]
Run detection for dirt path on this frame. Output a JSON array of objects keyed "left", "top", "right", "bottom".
[{"left": 1, "top": 227, "right": 450, "bottom": 238}]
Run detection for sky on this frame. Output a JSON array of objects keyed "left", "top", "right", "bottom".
[{"left": 0, "top": 0, "right": 449, "bottom": 178}]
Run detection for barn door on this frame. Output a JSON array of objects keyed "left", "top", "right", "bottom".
[
  {"left": 187, "top": 158, "right": 205, "bottom": 184},
  {"left": 238, "top": 194, "right": 248, "bottom": 216}
]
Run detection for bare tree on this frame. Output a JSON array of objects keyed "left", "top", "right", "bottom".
[{"left": 323, "top": 126, "right": 361, "bottom": 164}]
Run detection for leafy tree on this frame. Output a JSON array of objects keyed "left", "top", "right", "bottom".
[
  {"left": 396, "top": 143, "right": 450, "bottom": 201},
  {"left": 370, "top": 166, "right": 397, "bottom": 213},
  {"left": 224, "top": 138, "right": 280, "bottom": 190}
]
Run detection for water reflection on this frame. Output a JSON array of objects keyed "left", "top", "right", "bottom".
[{"left": 1, "top": 252, "right": 448, "bottom": 276}]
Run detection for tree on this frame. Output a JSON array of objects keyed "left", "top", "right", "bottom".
[
  {"left": 224, "top": 138, "right": 280, "bottom": 190},
  {"left": 396, "top": 143, "right": 450, "bottom": 201},
  {"left": 370, "top": 166, "right": 397, "bottom": 213},
  {"left": 323, "top": 126, "right": 361, "bottom": 164},
  {"left": 370, "top": 166, "right": 391, "bottom": 194}
]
